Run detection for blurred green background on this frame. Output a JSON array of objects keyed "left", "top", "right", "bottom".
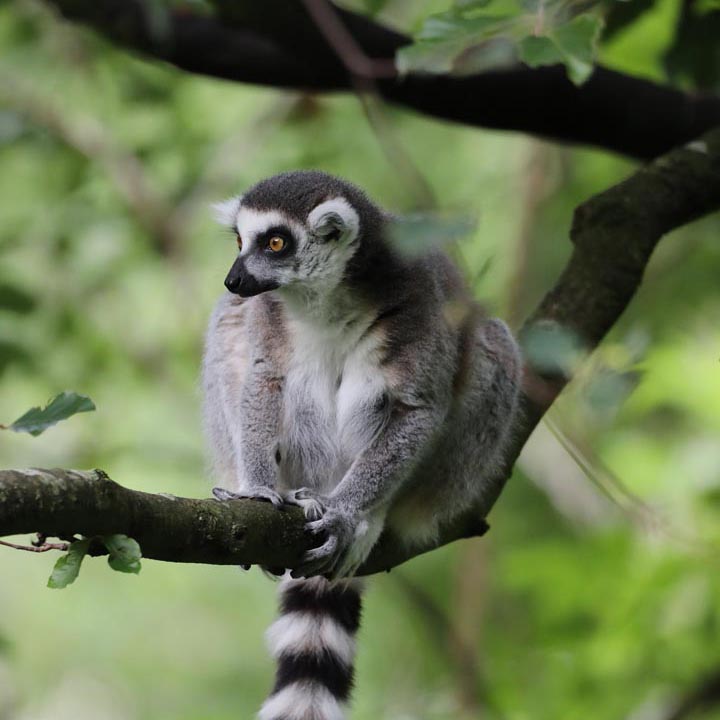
[{"left": 1, "top": 1, "right": 720, "bottom": 719}]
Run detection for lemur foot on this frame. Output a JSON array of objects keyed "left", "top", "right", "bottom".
[
  {"left": 284, "top": 487, "right": 325, "bottom": 521},
  {"left": 212, "top": 486, "right": 285, "bottom": 508}
]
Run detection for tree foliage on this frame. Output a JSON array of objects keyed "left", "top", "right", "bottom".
[{"left": 1, "top": 2, "right": 720, "bottom": 719}]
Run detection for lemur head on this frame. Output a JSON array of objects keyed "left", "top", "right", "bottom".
[{"left": 214, "top": 171, "right": 383, "bottom": 298}]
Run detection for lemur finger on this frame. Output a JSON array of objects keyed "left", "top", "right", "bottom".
[
  {"left": 285, "top": 487, "right": 317, "bottom": 502},
  {"left": 290, "top": 535, "right": 339, "bottom": 577},
  {"left": 305, "top": 518, "right": 330, "bottom": 535},
  {"left": 212, "top": 487, "right": 238, "bottom": 501},
  {"left": 213, "top": 486, "right": 285, "bottom": 507},
  {"left": 304, "top": 535, "right": 338, "bottom": 561},
  {"left": 300, "top": 499, "right": 324, "bottom": 521}
]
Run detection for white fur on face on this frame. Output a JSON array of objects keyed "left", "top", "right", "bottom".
[
  {"left": 236, "top": 207, "right": 307, "bottom": 255},
  {"left": 212, "top": 197, "right": 361, "bottom": 295},
  {"left": 212, "top": 196, "right": 241, "bottom": 227}
]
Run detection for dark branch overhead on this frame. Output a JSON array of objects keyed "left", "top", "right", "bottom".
[
  {"left": 46, "top": 0, "right": 720, "bottom": 160},
  {"left": 3, "top": 127, "right": 720, "bottom": 573}
]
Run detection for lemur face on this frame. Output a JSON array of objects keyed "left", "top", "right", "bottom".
[{"left": 214, "top": 195, "right": 361, "bottom": 298}]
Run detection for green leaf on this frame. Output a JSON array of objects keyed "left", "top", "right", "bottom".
[
  {"left": 47, "top": 539, "right": 90, "bottom": 589},
  {"left": 396, "top": 9, "right": 514, "bottom": 75},
  {"left": 387, "top": 213, "right": 476, "bottom": 258},
  {"left": 7, "top": 391, "right": 96, "bottom": 436},
  {"left": 453, "top": 36, "right": 518, "bottom": 74},
  {"left": 551, "top": 14, "right": 603, "bottom": 84},
  {"left": 397, "top": 38, "right": 470, "bottom": 75},
  {"left": 522, "top": 323, "right": 585, "bottom": 375},
  {"left": 519, "top": 35, "right": 564, "bottom": 67},
  {"left": 103, "top": 534, "right": 142, "bottom": 574},
  {"left": 418, "top": 13, "right": 511, "bottom": 41}
]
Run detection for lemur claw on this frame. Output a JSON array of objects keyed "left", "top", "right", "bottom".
[
  {"left": 212, "top": 486, "right": 285, "bottom": 508},
  {"left": 290, "top": 508, "right": 359, "bottom": 579},
  {"left": 284, "top": 487, "right": 326, "bottom": 521}
]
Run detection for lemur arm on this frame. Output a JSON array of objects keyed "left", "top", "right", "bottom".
[
  {"left": 291, "top": 321, "right": 455, "bottom": 579},
  {"left": 330, "top": 400, "right": 444, "bottom": 515},
  {"left": 233, "top": 361, "right": 284, "bottom": 497},
  {"left": 206, "top": 299, "right": 285, "bottom": 506},
  {"left": 289, "top": 401, "right": 445, "bottom": 579}
]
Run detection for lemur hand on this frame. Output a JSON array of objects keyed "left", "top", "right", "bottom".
[{"left": 290, "top": 497, "right": 380, "bottom": 580}]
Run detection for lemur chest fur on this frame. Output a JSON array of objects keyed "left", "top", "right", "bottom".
[{"left": 278, "top": 313, "right": 388, "bottom": 494}]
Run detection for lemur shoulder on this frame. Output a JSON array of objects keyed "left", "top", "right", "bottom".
[{"left": 202, "top": 170, "right": 521, "bottom": 720}]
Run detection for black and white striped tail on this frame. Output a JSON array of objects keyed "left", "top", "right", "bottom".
[{"left": 259, "top": 577, "right": 363, "bottom": 720}]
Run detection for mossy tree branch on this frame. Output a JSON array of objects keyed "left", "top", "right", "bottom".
[
  {"left": 2, "top": 128, "right": 720, "bottom": 575},
  {"left": 0, "top": 468, "right": 488, "bottom": 575}
]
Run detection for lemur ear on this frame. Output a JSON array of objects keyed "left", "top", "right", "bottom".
[
  {"left": 212, "top": 196, "right": 242, "bottom": 227},
  {"left": 308, "top": 198, "right": 359, "bottom": 242}
]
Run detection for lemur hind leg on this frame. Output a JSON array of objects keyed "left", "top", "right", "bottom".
[{"left": 387, "top": 318, "right": 521, "bottom": 545}]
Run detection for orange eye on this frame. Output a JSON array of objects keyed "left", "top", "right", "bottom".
[
  {"left": 268, "top": 236, "right": 285, "bottom": 253},
  {"left": 236, "top": 235, "right": 243, "bottom": 251}
]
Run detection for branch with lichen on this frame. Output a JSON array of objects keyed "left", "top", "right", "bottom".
[{"left": 2, "top": 127, "right": 719, "bottom": 576}]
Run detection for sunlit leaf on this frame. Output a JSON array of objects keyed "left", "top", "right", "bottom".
[
  {"left": 7, "top": 391, "right": 96, "bottom": 436},
  {"left": 47, "top": 539, "right": 90, "bottom": 589},
  {"left": 103, "top": 534, "right": 142, "bottom": 575},
  {"left": 396, "top": 9, "right": 513, "bottom": 75},
  {"left": 397, "top": 38, "right": 470, "bottom": 75},
  {"left": 418, "top": 13, "right": 511, "bottom": 41},
  {"left": 551, "top": 14, "right": 603, "bottom": 84},
  {"left": 453, "top": 36, "right": 518, "bottom": 74}
]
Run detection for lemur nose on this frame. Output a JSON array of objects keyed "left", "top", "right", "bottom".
[{"left": 224, "top": 274, "right": 241, "bottom": 292}]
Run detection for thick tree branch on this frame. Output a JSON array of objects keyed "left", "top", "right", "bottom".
[
  {"left": 2, "top": 127, "right": 719, "bottom": 574},
  {"left": 0, "top": 468, "right": 488, "bottom": 576},
  {"left": 43, "top": 0, "right": 720, "bottom": 160}
]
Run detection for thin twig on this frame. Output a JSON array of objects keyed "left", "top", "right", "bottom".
[
  {"left": 0, "top": 539, "right": 69, "bottom": 553},
  {"left": 301, "top": 0, "right": 436, "bottom": 208},
  {"left": 300, "top": 0, "right": 396, "bottom": 79}
]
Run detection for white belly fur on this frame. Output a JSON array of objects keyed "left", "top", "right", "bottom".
[{"left": 279, "top": 315, "right": 386, "bottom": 495}]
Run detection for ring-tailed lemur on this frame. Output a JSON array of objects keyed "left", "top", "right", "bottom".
[{"left": 202, "top": 170, "right": 521, "bottom": 720}]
